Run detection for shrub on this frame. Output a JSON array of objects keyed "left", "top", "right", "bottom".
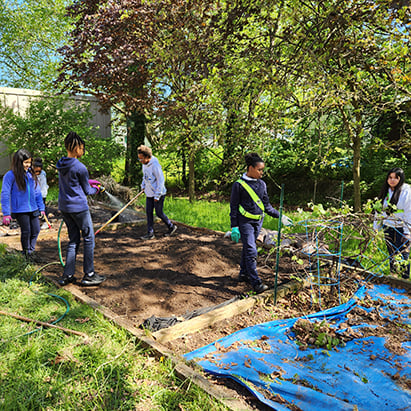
[{"left": 0, "top": 94, "right": 124, "bottom": 182}]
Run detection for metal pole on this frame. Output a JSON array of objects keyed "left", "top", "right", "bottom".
[{"left": 274, "top": 184, "right": 285, "bottom": 304}]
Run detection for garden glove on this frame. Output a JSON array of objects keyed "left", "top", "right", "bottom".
[
  {"left": 88, "top": 179, "right": 105, "bottom": 193},
  {"left": 281, "top": 215, "right": 293, "bottom": 226},
  {"left": 41, "top": 211, "right": 46, "bottom": 217},
  {"left": 2, "top": 215, "right": 11, "bottom": 226},
  {"left": 231, "top": 227, "right": 241, "bottom": 243}
]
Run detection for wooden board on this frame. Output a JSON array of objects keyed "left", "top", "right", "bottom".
[{"left": 152, "top": 280, "right": 302, "bottom": 343}]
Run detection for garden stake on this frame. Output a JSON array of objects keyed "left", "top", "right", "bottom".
[
  {"left": 0, "top": 310, "right": 88, "bottom": 338},
  {"left": 95, "top": 190, "right": 144, "bottom": 235},
  {"left": 273, "top": 184, "right": 285, "bottom": 304}
]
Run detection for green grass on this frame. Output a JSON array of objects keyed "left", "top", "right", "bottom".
[
  {"left": 134, "top": 195, "right": 285, "bottom": 233},
  {"left": 0, "top": 245, "right": 227, "bottom": 410}
]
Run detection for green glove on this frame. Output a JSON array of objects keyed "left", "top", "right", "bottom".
[{"left": 231, "top": 227, "right": 240, "bottom": 243}]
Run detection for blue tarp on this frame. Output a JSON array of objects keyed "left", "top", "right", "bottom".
[{"left": 185, "top": 284, "right": 411, "bottom": 410}]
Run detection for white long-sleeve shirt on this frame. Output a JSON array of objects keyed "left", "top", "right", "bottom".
[
  {"left": 37, "top": 170, "right": 49, "bottom": 198},
  {"left": 141, "top": 156, "right": 167, "bottom": 200},
  {"left": 379, "top": 183, "right": 411, "bottom": 234}
]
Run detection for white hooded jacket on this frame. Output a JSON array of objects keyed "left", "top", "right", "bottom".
[
  {"left": 141, "top": 156, "right": 167, "bottom": 200},
  {"left": 375, "top": 183, "right": 411, "bottom": 234}
]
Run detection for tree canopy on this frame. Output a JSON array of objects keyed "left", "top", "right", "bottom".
[
  {"left": 0, "top": 0, "right": 72, "bottom": 90},
  {"left": 1, "top": 0, "right": 409, "bottom": 206}
]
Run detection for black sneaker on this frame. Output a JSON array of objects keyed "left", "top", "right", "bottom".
[
  {"left": 164, "top": 224, "right": 177, "bottom": 237},
  {"left": 81, "top": 273, "right": 106, "bottom": 286},
  {"left": 58, "top": 276, "right": 76, "bottom": 286},
  {"left": 254, "top": 283, "right": 269, "bottom": 294},
  {"left": 140, "top": 233, "right": 155, "bottom": 240}
]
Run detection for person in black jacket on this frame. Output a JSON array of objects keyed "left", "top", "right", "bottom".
[{"left": 230, "top": 153, "right": 292, "bottom": 294}]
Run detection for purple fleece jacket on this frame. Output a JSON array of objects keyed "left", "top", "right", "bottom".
[
  {"left": 1, "top": 170, "right": 44, "bottom": 216},
  {"left": 56, "top": 157, "right": 97, "bottom": 213}
]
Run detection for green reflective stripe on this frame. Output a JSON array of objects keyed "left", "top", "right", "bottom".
[
  {"left": 237, "top": 179, "right": 264, "bottom": 219},
  {"left": 239, "top": 205, "right": 262, "bottom": 220}
]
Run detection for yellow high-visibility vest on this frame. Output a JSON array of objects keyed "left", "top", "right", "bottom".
[{"left": 237, "top": 179, "right": 264, "bottom": 220}]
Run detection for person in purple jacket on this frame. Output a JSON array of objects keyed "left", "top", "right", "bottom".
[
  {"left": 56, "top": 131, "right": 106, "bottom": 286},
  {"left": 1, "top": 149, "right": 45, "bottom": 262},
  {"left": 230, "top": 153, "right": 293, "bottom": 294}
]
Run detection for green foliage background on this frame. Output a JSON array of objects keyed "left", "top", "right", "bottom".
[{"left": 0, "top": 95, "right": 124, "bottom": 182}]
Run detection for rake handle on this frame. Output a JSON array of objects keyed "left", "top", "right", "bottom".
[{"left": 95, "top": 190, "right": 144, "bottom": 235}]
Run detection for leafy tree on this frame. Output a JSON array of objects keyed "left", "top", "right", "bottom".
[
  {"left": 0, "top": 0, "right": 72, "bottom": 90},
  {"left": 272, "top": 0, "right": 411, "bottom": 210},
  {"left": 57, "top": 0, "right": 410, "bottom": 207},
  {"left": 0, "top": 95, "right": 123, "bottom": 181},
  {"left": 58, "top": 0, "right": 220, "bottom": 197},
  {"left": 57, "top": 0, "right": 163, "bottom": 186}
]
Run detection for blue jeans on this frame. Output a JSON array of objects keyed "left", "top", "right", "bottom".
[
  {"left": 145, "top": 195, "right": 172, "bottom": 234},
  {"left": 61, "top": 210, "right": 95, "bottom": 277},
  {"left": 238, "top": 215, "right": 264, "bottom": 287},
  {"left": 13, "top": 212, "right": 40, "bottom": 254},
  {"left": 383, "top": 226, "right": 410, "bottom": 278}
]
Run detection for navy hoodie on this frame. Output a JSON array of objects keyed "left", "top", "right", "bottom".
[{"left": 56, "top": 157, "right": 97, "bottom": 213}]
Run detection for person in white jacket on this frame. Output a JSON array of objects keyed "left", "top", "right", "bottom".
[
  {"left": 375, "top": 167, "right": 411, "bottom": 279},
  {"left": 33, "top": 158, "right": 49, "bottom": 227},
  {"left": 138, "top": 145, "right": 177, "bottom": 240}
]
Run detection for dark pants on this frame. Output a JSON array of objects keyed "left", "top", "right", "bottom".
[
  {"left": 238, "top": 215, "right": 264, "bottom": 287},
  {"left": 383, "top": 226, "right": 410, "bottom": 279},
  {"left": 145, "top": 195, "right": 173, "bottom": 234},
  {"left": 61, "top": 210, "right": 95, "bottom": 278},
  {"left": 13, "top": 212, "right": 40, "bottom": 255}
]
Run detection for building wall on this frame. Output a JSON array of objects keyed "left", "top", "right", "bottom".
[{"left": 0, "top": 87, "right": 111, "bottom": 176}]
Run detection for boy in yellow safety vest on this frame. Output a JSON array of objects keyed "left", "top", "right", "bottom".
[{"left": 229, "top": 153, "right": 292, "bottom": 294}]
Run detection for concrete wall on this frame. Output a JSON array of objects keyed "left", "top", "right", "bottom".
[{"left": 0, "top": 87, "right": 111, "bottom": 176}]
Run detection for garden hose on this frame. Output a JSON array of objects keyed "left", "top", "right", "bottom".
[
  {"left": 15, "top": 220, "right": 70, "bottom": 338},
  {"left": 57, "top": 219, "right": 65, "bottom": 267}
]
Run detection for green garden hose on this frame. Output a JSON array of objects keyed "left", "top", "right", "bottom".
[{"left": 20, "top": 220, "right": 70, "bottom": 337}]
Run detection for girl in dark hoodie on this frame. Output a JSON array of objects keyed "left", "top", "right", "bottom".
[{"left": 56, "top": 131, "right": 106, "bottom": 286}]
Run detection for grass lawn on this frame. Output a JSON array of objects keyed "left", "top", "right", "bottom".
[{"left": 0, "top": 245, "right": 228, "bottom": 410}]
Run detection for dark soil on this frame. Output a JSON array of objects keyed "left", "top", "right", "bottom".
[
  {"left": 29, "top": 205, "right": 296, "bottom": 328},
  {"left": 1, "top": 203, "right": 409, "bottom": 410}
]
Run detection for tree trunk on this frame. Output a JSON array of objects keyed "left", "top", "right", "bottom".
[
  {"left": 339, "top": 103, "right": 362, "bottom": 212},
  {"left": 220, "top": 110, "right": 243, "bottom": 191},
  {"left": 352, "top": 101, "right": 363, "bottom": 212},
  {"left": 125, "top": 111, "right": 145, "bottom": 186},
  {"left": 352, "top": 132, "right": 361, "bottom": 212},
  {"left": 188, "top": 148, "right": 195, "bottom": 202},
  {"left": 181, "top": 147, "right": 187, "bottom": 188}
]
